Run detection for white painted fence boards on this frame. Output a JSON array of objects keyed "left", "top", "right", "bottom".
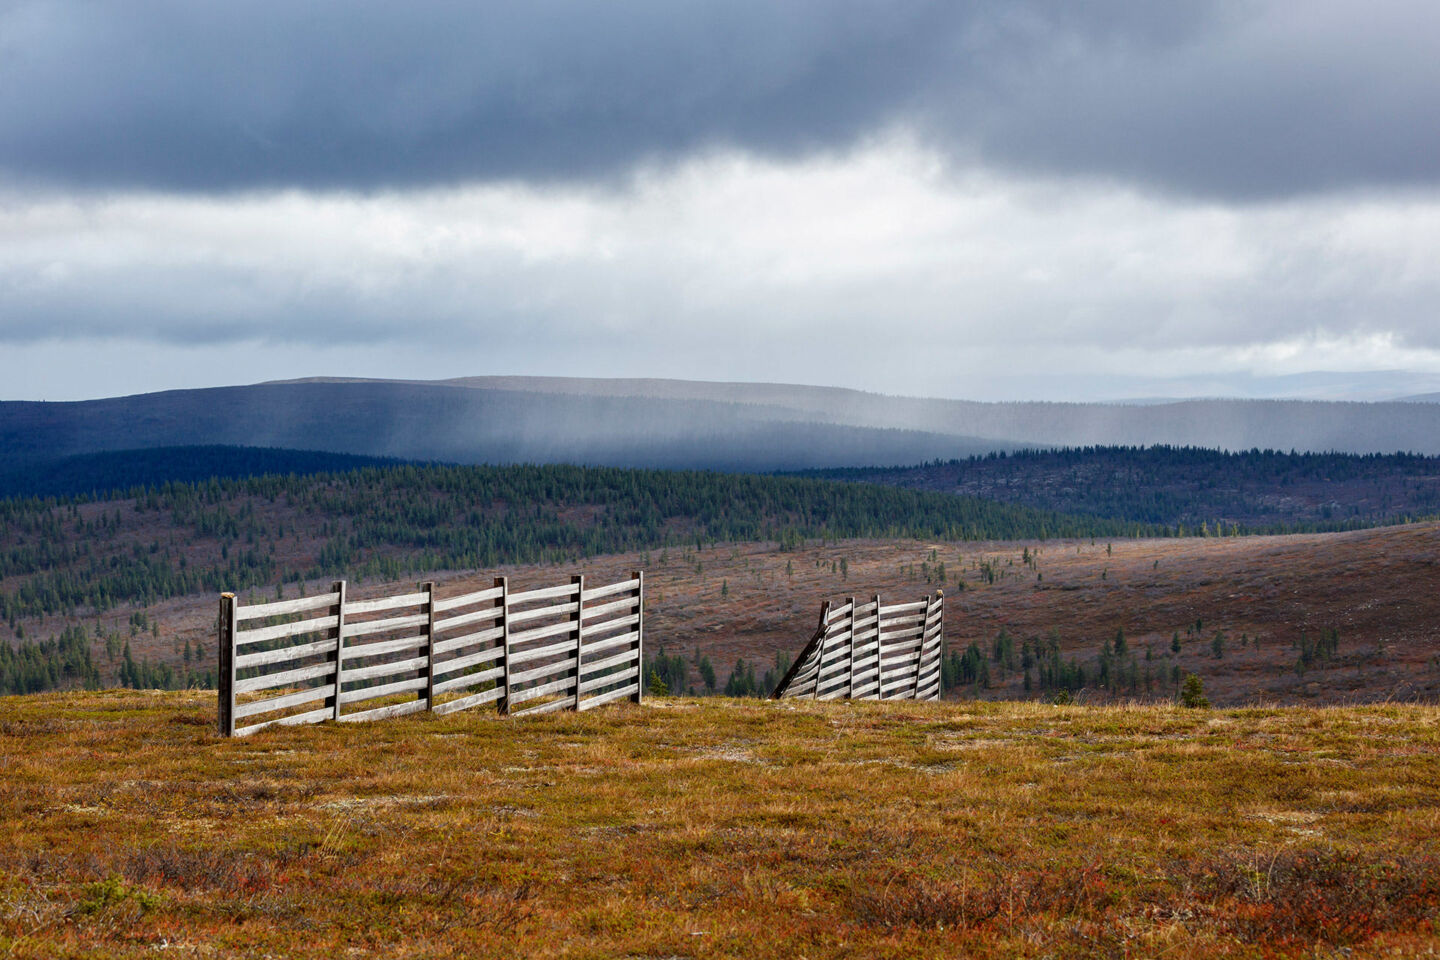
[
  {"left": 235, "top": 592, "right": 339, "bottom": 621},
  {"left": 773, "top": 590, "right": 942, "bottom": 702},
  {"left": 235, "top": 614, "right": 339, "bottom": 646},
  {"left": 220, "top": 571, "right": 643, "bottom": 734}
]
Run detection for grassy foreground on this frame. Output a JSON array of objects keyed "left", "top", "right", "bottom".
[{"left": 1, "top": 692, "right": 1437, "bottom": 958}]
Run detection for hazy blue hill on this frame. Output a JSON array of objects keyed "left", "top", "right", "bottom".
[
  {"left": 0, "top": 381, "right": 998, "bottom": 472},
  {"left": 5, "top": 378, "right": 1440, "bottom": 476}
]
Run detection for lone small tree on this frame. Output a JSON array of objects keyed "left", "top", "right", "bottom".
[{"left": 1179, "top": 673, "right": 1209, "bottom": 708}]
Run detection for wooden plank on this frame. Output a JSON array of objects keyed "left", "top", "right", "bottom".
[
  {"left": 342, "top": 612, "right": 428, "bottom": 639},
  {"left": 508, "top": 618, "right": 578, "bottom": 647},
  {"left": 234, "top": 683, "right": 335, "bottom": 720},
  {"left": 344, "top": 634, "right": 427, "bottom": 661},
  {"left": 235, "top": 638, "right": 334, "bottom": 670},
  {"left": 508, "top": 636, "right": 578, "bottom": 667},
  {"left": 581, "top": 577, "right": 639, "bottom": 602},
  {"left": 507, "top": 601, "right": 577, "bottom": 628},
  {"left": 432, "top": 685, "right": 505, "bottom": 715},
  {"left": 509, "top": 657, "right": 576, "bottom": 686},
  {"left": 341, "top": 655, "right": 429, "bottom": 684},
  {"left": 432, "top": 625, "right": 505, "bottom": 656},
  {"left": 581, "top": 594, "right": 639, "bottom": 622},
  {"left": 580, "top": 647, "right": 639, "bottom": 676},
  {"left": 432, "top": 644, "right": 505, "bottom": 677},
  {"left": 879, "top": 662, "right": 918, "bottom": 684},
  {"left": 512, "top": 695, "right": 575, "bottom": 718},
  {"left": 434, "top": 606, "right": 504, "bottom": 633},
  {"left": 235, "top": 613, "right": 340, "bottom": 647},
  {"left": 579, "top": 682, "right": 640, "bottom": 711},
  {"left": 878, "top": 643, "right": 922, "bottom": 664},
  {"left": 234, "top": 660, "right": 335, "bottom": 694},
  {"left": 235, "top": 705, "right": 331, "bottom": 737},
  {"left": 339, "top": 675, "right": 427, "bottom": 705},
  {"left": 581, "top": 629, "right": 639, "bottom": 658},
  {"left": 217, "top": 593, "right": 237, "bottom": 737},
  {"left": 850, "top": 640, "right": 879, "bottom": 660},
  {"left": 431, "top": 666, "right": 505, "bottom": 695},
  {"left": 850, "top": 680, "right": 880, "bottom": 700},
  {"left": 574, "top": 612, "right": 639, "bottom": 637},
  {"left": 880, "top": 600, "right": 928, "bottom": 615},
  {"left": 340, "top": 699, "right": 428, "bottom": 724},
  {"left": 509, "top": 581, "right": 581, "bottom": 605},
  {"left": 235, "top": 592, "right": 338, "bottom": 622},
  {"left": 432, "top": 585, "right": 503, "bottom": 613},
  {"left": 508, "top": 674, "right": 576, "bottom": 705},
  {"left": 578, "top": 665, "right": 639, "bottom": 695},
  {"left": 346, "top": 591, "right": 427, "bottom": 616},
  {"left": 496, "top": 577, "right": 511, "bottom": 716}
]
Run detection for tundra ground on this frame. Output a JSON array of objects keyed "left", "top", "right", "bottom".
[{"left": 1, "top": 692, "right": 1437, "bottom": 958}]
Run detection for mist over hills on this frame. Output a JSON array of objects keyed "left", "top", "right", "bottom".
[{"left": 4, "top": 376, "right": 1440, "bottom": 477}]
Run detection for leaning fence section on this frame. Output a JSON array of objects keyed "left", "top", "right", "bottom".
[
  {"left": 773, "top": 590, "right": 942, "bottom": 701},
  {"left": 217, "top": 572, "right": 643, "bottom": 737}
]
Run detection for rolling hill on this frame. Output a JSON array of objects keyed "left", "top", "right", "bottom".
[{"left": 7, "top": 377, "right": 1440, "bottom": 477}]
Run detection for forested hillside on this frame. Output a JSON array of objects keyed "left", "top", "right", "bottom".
[
  {"left": 804, "top": 446, "right": 1440, "bottom": 528},
  {"left": 0, "top": 460, "right": 1162, "bottom": 627}
]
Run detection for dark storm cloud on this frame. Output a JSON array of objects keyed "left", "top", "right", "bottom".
[{"left": 1, "top": 0, "right": 1437, "bottom": 198}]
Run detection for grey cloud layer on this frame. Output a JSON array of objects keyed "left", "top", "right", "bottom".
[{"left": 3, "top": 0, "right": 1437, "bottom": 198}]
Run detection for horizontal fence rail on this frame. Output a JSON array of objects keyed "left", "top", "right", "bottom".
[
  {"left": 772, "top": 590, "right": 942, "bottom": 702},
  {"left": 218, "top": 572, "right": 643, "bottom": 736}
]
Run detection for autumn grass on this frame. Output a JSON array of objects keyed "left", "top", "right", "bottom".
[{"left": 2, "top": 691, "right": 1438, "bottom": 958}]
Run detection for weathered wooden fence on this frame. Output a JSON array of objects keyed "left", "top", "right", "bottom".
[
  {"left": 773, "top": 590, "right": 943, "bottom": 701},
  {"left": 217, "top": 572, "right": 643, "bottom": 736}
]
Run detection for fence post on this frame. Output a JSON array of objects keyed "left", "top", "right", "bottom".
[
  {"left": 931, "top": 589, "right": 944, "bottom": 701},
  {"left": 496, "top": 576, "right": 511, "bottom": 715},
  {"left": 632, "top": 571, "right": 644, "bottom": 704},
  {"left": 913, "top": 593, "right": 932, "bottom": 700},
  {"left": 871, "top": 593, "right": 883, "bottom": 700},
  {"left": 571, "top": 574, "right": 584, "bottom": 711},
  {"left": 845, "top": 595, "right": 857, "bottom": 700},
  {"left": 422, "top": 580, "right": 437, "bottom": 711},
  {"left": 217, "top": 593, "right": 236, "bottom": 737},
  {"left": 812, "top": 605, "right": 826, "bottom": 701},
  {"left": 330, "top": 580, "right": 347, "bottom": 722}
]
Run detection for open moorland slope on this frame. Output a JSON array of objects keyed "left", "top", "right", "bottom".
[
  {"left": 1, "top": 692, "right": 1436, "bottom": 958},
  {"left": 53, "top": 520, "right": 1440, "bottom": 708},
  {"left": 3, "top": 460, "right": 1437, "bottom": 705}
]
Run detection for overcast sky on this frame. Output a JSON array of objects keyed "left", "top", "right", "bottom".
[{"left": 3, "top": 0, "right": 1439, "bottom": 402}]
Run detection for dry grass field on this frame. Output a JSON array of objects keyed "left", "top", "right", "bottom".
[{"left": 2, "top": 691, "right": 1438, "bottom": 958}]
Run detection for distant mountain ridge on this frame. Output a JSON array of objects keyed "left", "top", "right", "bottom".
[{"left": 4, "top": 376, "right": 1440, "bottom": 474}]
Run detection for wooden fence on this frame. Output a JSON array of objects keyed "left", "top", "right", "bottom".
[
  {"left": 217, "top": 572, "right": 643, "bottom": 736},
  {"left": 772, "top": 590, "right": 943, "bottom": 701}
]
